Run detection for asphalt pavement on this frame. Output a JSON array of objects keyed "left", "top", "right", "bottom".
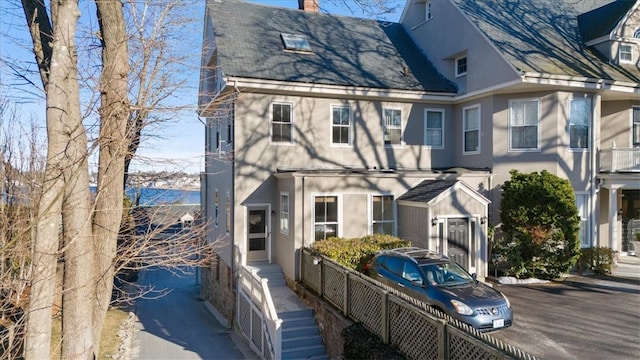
[{"left": 129, "top": 267, "right": 257, "bottom": 360}]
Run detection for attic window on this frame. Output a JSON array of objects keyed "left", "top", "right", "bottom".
[{"left": 281, "top": 33, "right": 312, "bottom": 53}]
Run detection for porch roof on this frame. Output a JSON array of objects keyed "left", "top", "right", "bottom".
[{"left": 397, "top": 179, "right": 458, "bottom": 203}]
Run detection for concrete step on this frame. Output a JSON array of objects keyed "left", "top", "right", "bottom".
[
  {"left": 279, "top": 308, "right": 313, "bottom": 319},
  {"left": 281, "top": 344, "right": 327, "bottom": 360},
  {"left": 282, "top": 334, "right": 324, "bottom": 348},
  {"left": 282, "top": 325, "right": 320, "bottom": 338},
  {"left": 282, "top": 316, "right": 318, "bottom": 329}
]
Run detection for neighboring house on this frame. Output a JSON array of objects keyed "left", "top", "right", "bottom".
[{"left": 198, "top": 0, "right": 640, "bottom": 325}]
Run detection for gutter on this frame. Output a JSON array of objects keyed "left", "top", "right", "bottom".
[
  {"left": 224, "top": 76, "right": 457, "bottom": 102},
  {"left": 520, "top": 71, "right": 640, "bottom": 93}
]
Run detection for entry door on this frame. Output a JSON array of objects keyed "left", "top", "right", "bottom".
[
  {"left": 447, "top": 218, "right": 469, "bottom": 270},
  {"left": 247, "top": 207, "right": 269, "bottom": 262}
]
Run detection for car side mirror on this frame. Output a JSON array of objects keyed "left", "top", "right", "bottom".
[
  {"left": 411, "top": 279, "right": 425, "bottom": 288},
  {"left": 471, "top": 273, "right": 477, "bottom": 280}
]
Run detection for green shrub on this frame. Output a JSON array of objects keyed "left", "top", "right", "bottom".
[
  {"left": 579, "top": 247, "right": 618, "bottom": 275},
  {"left": 497, "top": 170, "right": 581, "bottom": 279},
  {"left": 310, "top": 234, "right": 410, "bottom": 272}
]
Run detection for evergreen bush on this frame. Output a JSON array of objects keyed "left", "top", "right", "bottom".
[{"left": 497, "top": 170, "right": 581, "bottom": 279}]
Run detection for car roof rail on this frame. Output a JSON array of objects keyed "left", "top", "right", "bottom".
[{"left": 384, "top": 247, "right": 446, "bottom": 263}]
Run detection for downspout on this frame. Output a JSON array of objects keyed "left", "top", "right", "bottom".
[
  {"left": 591, "top": 93, "right": 601, "bottom": 247},
  {"left": 298, "top": 176, "right": 306, "bottom": 282}
]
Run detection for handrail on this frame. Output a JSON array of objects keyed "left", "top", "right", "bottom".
[{"left": 239, "top": 266, "right": 282, "bottom": 360}]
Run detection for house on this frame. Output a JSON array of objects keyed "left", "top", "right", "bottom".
[{"left": 198, "top": 0, "right": 640, "bottom": 328}]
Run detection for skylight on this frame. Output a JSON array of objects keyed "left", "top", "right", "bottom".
[{"left": 281, "top": 33, "right": 312, "bottom": 53}]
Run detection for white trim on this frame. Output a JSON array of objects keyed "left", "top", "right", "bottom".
[
  {"left": 330, "top": 104, "right": 353, "bottom": 147},
  {"left": 424, "top": 108, "right": 445, "bottom": 149},
  {"left": 455, "top": 55, "right": 468, "bottom": 77},
  {"left": 575, "top": 192, "right": 591, "bottom": 248},
  {"left": 567, "top": 97, "right": 592, "bottom": 151},
  {"left": 632, "top": 106, "right": 640, "bottom": 147},
  {"left": 225, "top": 77, "right": 457, "bottom": 102},
  {"left": 382, "top": 107, "right": 404, "bottom": 147},
  {"left": 280, "top": 192, "right": 289, "bottom": 235},
  {"left": 618, "top": 43, "right": 633, "bottom": 64},
  {"left": 462, "top": 104, "right": 481, "bottom": 155},
  {"left": 508, "top": 97, "right": 541, "bottom": 152},
  {"left": 311, "top": 193, "right": 342, "bottom": 241},
  {"left": 270, "top": 101, "right": 294, "bottom": 145},
  {"left": 369, "top": 193, "right": 397, "bottom": 236}
]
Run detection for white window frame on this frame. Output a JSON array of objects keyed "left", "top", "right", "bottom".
[
  {"left": 463, "top": 104, "right": 481, "bottom": 155},
  {"left": 330, "top": 105, "right": 352, "bottom": 146},
  {"left": 508, "top": 98, "right": 540, "bottom": 152},
  {"left": 214, "top": 189, "right": 219, "bottom": 228},
  {"left": 370, "top": 194, "right": 396, "bottom": 236},
  {"left": 455, "top": 56, "right": 467, "bottom": 77},
  {"left": 575, "top": 192, "right": 590, "bottom": 248},
  {"left": 270, "top": 101, "right": 294, "bottom": 145},
  {"left": 313, "top": 194, "right": 340, "bottom": 241},
  {"left": 280, "top": 192, "right": 289, "bottom": 234},
  {"left": 632, "top": 106, "right": 640, "bottom": 148},
  {"left": 619, "top": 43, "right": 633, "bottom": 63},
  {"left": 383, "top": 108, "right": 403, "bottom": 146},
  {"left": 424, "top": 108, "right": 445, "bottom": 149},
  {"left": 226, "top": 192, "right": 230, "bottom": 234},
  {"left": 634, "top": 28, "right": 640, "bottom": 39},
  {"left": 568, "top": 97, "right": 591, "bottom": 151}
]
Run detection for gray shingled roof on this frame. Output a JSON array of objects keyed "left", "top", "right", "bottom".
[
  {"left": 452, "top": 0, "right": 640, "bottom": 83},
  {"left": 397, "top": 180, "right": 458, "bottom": 203},
  {"left": 206, "top": 0, "right": 457, "bottom": 92},
  {"left": 578, "top": 0, "right": 636, "bottom": 43}
]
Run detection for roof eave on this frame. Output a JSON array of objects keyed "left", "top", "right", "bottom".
[
  {"left": 520, "top": 71, "right": 640, "bottom": 94},
  {"left": 224, "top": 76, "right": 457, "bottom": 102}
]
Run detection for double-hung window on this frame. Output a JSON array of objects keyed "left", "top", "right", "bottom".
[
  {"left": 509, "top": 99, "right": 539, "bottom": 150},
  {"left": 633, "top": 106, "right": 640, "bottom": 147},
  {"left": 280, "top": 192, "right": 289, "bottom": 234},
  {"left": 619, "top": 44, "right": 633, "bottom": 63},
  {"left": 425, "top": 109, "right": 444, "bottom": 148},
  {"left": 372, "top": 195, "right": 395, "bottom": 235},
  {"left": 569, "top": 98, "right": 590, "bottom": 150},
  {"left": 331, "top": 105, "right": 351, "bottom": 145},
  {"left": 383, "top": 108, "right": 402, "bottom": 145},
  {"left": 456, "top": 56, "right": 467, "bottom": 77},
  {"left": 463, "top": 105, "right": 480, "bottom": 154},
  {"left": 272, "top": 102, "right": 293, "bottom": 143},
  {"left": 314, "top": 195, "right": 338, "bottom": 241}
]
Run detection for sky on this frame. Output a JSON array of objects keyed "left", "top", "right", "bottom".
[{"left": 0, "top": 1, "right": 402, "bottom": 175}]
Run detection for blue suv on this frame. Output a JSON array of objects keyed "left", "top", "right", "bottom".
[{"left": 369, "top": 247, "right": 513, "bottom": 332}]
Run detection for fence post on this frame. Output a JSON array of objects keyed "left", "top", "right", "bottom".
[
  {"left": 343, "top": 270, "right": 349, "bottom": 316},
  {"left": 381, "top": 291, "right": 389, "bottom": 344}
]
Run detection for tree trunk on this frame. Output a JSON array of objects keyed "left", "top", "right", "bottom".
[
  {"left": 23, "top": 0, "right": 88, "bottom": 358},
  {"left": 92, "top": 0, "right": 130, "bottom": 354}
]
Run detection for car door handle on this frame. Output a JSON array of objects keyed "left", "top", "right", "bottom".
[{"left": 398, "top": 283, "right": 405, "bottom": 288}]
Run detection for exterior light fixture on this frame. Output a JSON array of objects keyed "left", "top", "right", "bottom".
[
  {"left": 481, "top": 216, "right": 487, "bottom": 224},
  {"left": 431, "top": 217, "right": 438, "bottom": 226}
]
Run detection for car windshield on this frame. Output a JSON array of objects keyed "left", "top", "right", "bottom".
[{"left": 419, "top": 261, "right": 474, "bottom": 287}]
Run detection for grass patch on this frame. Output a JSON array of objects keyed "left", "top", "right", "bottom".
[{"left": 51, "top": 307, "right": 131, "bottom": 359}]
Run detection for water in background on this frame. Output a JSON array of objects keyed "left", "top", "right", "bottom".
[
  {"left": 126, "top": 187, "right": 200, "bottom": 206},
  {"left": 92, "top": 187, "right": 200, "bottom": 206}
]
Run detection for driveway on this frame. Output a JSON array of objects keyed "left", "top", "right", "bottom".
[
  {"left": 130, "top": 267, "right": 257, "bottom": 360},
  {"left": 489, "top": 275, "right": 640, "bottom": 360}
]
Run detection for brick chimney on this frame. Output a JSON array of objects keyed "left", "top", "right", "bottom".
[{"left": 298, "top": 0, "right": 319, "bottom": 13}]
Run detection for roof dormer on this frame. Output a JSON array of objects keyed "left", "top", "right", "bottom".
[{"left": 578, "top": 0, "right": 639, "bottom": 66}]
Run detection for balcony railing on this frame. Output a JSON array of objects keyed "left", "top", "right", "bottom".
[{"left": 599, "top": 148, "right": 640, "bottom": 173}]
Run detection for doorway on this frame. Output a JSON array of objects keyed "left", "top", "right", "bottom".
[
  {"left": 447, "top": 218, "right": 469, "bottom": 270},
  {"left": 247, "top": 206, "right": 269, "bottom": 262}
]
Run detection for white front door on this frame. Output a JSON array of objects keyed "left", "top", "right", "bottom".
[{"left": 247, "top": 206, "right": 269, "bottom": 262}]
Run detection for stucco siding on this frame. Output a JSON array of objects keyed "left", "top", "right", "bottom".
[
  {"left": 234, "top": 93, "right": 456, "bottom": 171},
  {"left": 601, "top": 100, "right": 640, "bottom": 149},
  {"left": 402, "top": 0, "right": 519, "bottom": 94}
]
